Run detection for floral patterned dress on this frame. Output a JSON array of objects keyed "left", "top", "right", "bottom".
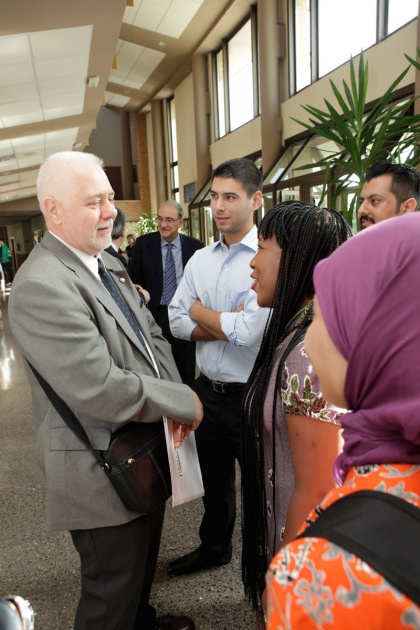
[
  {"left": 263, "top": 326, "right": 342, "bottom": 563},
  {"left": 266, "top": 464, "right": 420, "bottom": 629}
]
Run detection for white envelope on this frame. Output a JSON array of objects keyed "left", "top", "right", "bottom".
[{"left": 163, "top": 417, "right": 205, "bottom": 507}]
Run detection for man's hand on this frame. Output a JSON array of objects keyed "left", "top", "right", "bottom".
[
  {"left": 134, "top": 284, "right": 150, "bottom": 304},
  {"left": 171, "top": 393, "right": 203, "bottom": 447}
]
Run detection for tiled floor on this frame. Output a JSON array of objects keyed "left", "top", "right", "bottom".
[{"left": 0, "top": 289, "right": 256, "bottom": 629}]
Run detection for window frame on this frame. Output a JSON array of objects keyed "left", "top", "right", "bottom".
[
  {"left": 167, "top": 96, "right": 179, "bottom": 200},
  {"left": 211, "top": 5, "right": 259, "bottom": 140},
  {"left": 288, "top": 0, "right": 417, "bottom": 95}
]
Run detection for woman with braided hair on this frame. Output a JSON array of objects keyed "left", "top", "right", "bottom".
[{"left": 241, "top": 200, "right": 352, "bottom": 624}]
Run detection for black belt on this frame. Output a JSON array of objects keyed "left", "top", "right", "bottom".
[
  {"left": 159, "top": 304, "right": 169, "bottom": 309},
  {"left": 199, "top": 373, "right": 245, "bottom": 394}
]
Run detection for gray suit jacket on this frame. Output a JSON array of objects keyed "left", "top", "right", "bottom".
[{"left": 9, "top": 231, "right": 196, "bottom": 532}]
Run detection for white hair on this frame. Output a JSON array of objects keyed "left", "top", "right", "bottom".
[{"left": 37, "top": 151, "right": 104, "bottom": 214}]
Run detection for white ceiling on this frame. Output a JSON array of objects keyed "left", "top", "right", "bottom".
[{"left": 0, "top": 0, "right": 252, "bottom": 225}]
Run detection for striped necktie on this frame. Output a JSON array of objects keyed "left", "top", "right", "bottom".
[
  {"left": 161, "top": 242, "right": 177, "bottom": 305},
  {"left": 98, "top": 259, "right": 149, "bottom": 354}
]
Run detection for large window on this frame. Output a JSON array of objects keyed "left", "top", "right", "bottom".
[
  {"left": 212, "top": 7, "right": 259, "bottom": 139},
  {"left": 290, "top": 0, "right": 418, "bottom": 94},
  {"left": 167, "top": 98, "right": 179, "bottom": 201}
]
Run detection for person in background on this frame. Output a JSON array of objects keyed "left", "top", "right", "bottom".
[
  {"left": 0, "top": 238, "right": 13, "bottom": 284},
  {"left": 9, "top": 151, "right": 202, "bottom": 630},
  {"left": 241, "top": 201, "right": 352, "bottom": 625},
  {"left": 105, "top": 208, "right": 150, "bottom": 304},
  {"left": 0, "top": 260, "right": 5, "bottom": 292},
  {"left": 131, "top": 200, "right": 204, "bottom": 387},
  {"left": 125, "top": 233, "right": 136, "bottom": 277},
  {"left": 266, "top": 212, "right": 420, "bottom": 629},
  {"left": 168, "top": 158, "right": 270, "bottom": 575},
  {"left": 104, "top": 206, "right": 129, "bottom": 268},
  {"left": 358, "top": 161, "right": 420, "bottom": 230}
]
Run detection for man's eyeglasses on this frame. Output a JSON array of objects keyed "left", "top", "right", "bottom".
[{"left": 156, "top": 216, "right": 180, "bottom": 224}]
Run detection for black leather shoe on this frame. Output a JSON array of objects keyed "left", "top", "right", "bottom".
[
  {"left": 167, "top": 549, "right": 230, "bottom": 575},
  {"left": 154, "top": 614, "right": 195, "bottom": 630}
]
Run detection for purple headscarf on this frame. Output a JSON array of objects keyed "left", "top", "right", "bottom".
[{"left": 314, "top": 213, "right": 420, "bottom": 484}]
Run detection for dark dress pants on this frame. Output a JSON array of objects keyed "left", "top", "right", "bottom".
[
  {"left": 3, "top": 261, "right": 12, "bottom": 284},
  {"left": 156, "top": 306, "right": 197, "bottom": 387},
  {"left": 194, "top": 376, "right": 244, "bottom": 561},
  {"left": 70, "top": 503, "right": 165, "bottom": 630}
]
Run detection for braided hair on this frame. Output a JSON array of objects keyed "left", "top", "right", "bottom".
[{"left": 241, "top": 200, "right": 353, "bottom": 615}]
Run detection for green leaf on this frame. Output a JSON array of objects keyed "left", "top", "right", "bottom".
[{"left": 289, "top": 48, "right": 420, "bottom": 231}]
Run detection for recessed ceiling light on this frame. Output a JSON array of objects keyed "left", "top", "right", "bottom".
[
  {"left": 88, "top": 75, "right": 100, "bottom": 88},
  {"left": 158, "top": 41, "right": 166, "bottom": 47}
]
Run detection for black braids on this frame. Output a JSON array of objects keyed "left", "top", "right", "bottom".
[{"left": 241, "top": 201, "right": 353, "bottom": 615}]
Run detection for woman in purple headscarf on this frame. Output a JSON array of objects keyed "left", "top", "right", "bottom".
[{"left": 266, "top": 213, "right": 420, "bottom": 629}]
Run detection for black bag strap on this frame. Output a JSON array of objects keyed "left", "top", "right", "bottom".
[
  {"left": 297, "top": 489, "right": 420, "bottom": 605},
  {"left": 27, "top": 361, "right": 105, "bottom": 467}
]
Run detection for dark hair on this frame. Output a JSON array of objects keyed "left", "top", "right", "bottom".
[
  {"left": 241, "top": 200, "right": 353, "bottom": 613},
  {"left": 365, "top": 161, "right": 420, "bottom": 208},
  {"left": 211, "top": 158, "right": 263, "bottom": 198},
  {"left": 111, "top": 207, "right": 126, "bottom": 240}
]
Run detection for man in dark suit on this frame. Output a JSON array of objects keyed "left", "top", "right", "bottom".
[
  {"left": 106, "top": 207, "right": 150, "bottom": 305},
  {"left": 131, "top": 201, "right": 204, "bottom": 387},
  {"left": 104, "top": 206, "right": 129, "bottom": 268},
  {"left": 9, "top": 151, "right": 202, "bottom": 630}
]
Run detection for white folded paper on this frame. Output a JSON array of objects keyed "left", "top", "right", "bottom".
[{"left": 163, "top": 417, "right": 205, "bottom": 507}]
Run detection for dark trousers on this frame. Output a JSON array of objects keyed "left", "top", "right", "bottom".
[
  {"left": 70, "top": 504, "right": 165, "bottom": 630},
  {"left": 156, "top": 306, "right": 197, "bottom": 387},
  {"left": 194, "top": 375, "right": 244, "bottom": 561},
  {"left": 2, "top": 262, "right": 12, "bottom": 284}
]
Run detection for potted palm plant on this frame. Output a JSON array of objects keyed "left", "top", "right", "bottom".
[{"left": 292, "top": 52, "right": 420, "bottom": 229}]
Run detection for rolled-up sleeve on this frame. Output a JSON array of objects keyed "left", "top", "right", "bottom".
[
  {"left": 168, "top": 261, "right": 198, "bottom": 341},
  {"left": 220, "top": 289, "right": 270, "bottom": 347}
]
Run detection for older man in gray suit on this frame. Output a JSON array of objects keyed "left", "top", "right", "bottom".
[{"left": 9, "top": 152, "right": 202, "bottom": 630}]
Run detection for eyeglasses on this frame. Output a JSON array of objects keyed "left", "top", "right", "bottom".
[{"left": 156, "top": 216, "right": 180, "bottom": 224}]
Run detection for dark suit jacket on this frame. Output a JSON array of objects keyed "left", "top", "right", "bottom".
[
  {"left": 105, "top": 244, "right": 128, "bottom": 268},
  {"left": 131, "top": 231, "right": 204, "bottom": 319}
]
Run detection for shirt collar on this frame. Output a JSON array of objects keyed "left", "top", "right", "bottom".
[
  {"left": 161, "top": 233, "right": 181, "bottom": 249},
  {"left": 210, "top": 224, "right": 258, "bottom": 252},
  {"left": 49, "top": 231, "right": 102, "bottom": 279}
]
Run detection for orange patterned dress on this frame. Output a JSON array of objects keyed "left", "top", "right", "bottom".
[{"left": 266, "top": 464, "right": 420, "bottom": 629}]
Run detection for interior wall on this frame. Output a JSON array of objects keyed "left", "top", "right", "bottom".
[
  {"left": 210, "top": 116, "right": 262, "bottom": 168},
  {"left": 174, "top": 74, "right": 197, "bottom": 210},
  {"left": 87, "top": 106, "right": 126, "bottom": 191}
]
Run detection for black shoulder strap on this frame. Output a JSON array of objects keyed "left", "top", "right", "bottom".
[
  {"left": 26, "top": 361, "right": 104, "bottom": 467},
  {"left": 297, "top": 489, "right": 420, "bottom": 605}
]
